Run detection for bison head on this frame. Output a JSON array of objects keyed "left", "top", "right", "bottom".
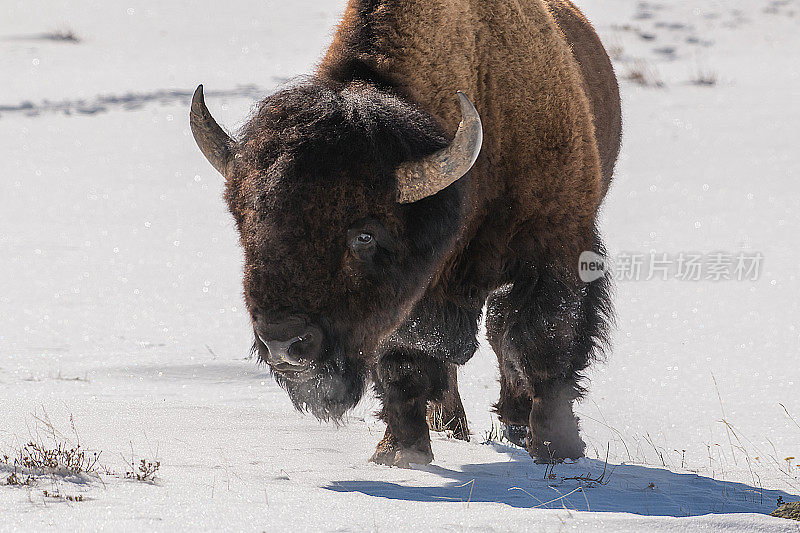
[{"left": 190, "top": 81, "right": 481, "bottom": 420}]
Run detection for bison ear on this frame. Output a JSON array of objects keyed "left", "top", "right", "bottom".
[
  {"left": 395, "top": 92, "right": 483, "bottom": 204},
  {"left": 190, "top": 85, "right": 235, "bottom": 179}
]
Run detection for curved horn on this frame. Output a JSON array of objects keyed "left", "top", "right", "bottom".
[
  {"left": 395, "top": 92, "right": 483, "bottom": 204},
  {"left": 189, "top": 85, "right": 235, "bottom": 177}
]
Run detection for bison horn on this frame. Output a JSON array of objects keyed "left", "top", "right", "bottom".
[
  {"left": 190, "top": 85, "right": 235, "bottom": 177},
  {"left": 395, "top": 92, "right": 483, "bottom": 204}
]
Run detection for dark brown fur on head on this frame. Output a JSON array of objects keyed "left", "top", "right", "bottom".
[{"left": 226, "top": 80, "right": 466, "bottom": 420}]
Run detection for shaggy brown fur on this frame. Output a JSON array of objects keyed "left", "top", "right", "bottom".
[
  {"left": 202, "top": 0, "right": 620, "bottom": 466},
  {"left": 546, "top": 0, "right": 622, "bottom": 193}
]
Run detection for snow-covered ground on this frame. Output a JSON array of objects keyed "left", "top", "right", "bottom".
[{"left": 1, "top": 0, "right": 799, "bottom": 531}]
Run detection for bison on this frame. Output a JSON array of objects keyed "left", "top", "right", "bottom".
[{"left": 190, "top": 0, "right": 621, "bottom": 467}]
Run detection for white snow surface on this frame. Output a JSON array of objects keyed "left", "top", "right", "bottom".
[{"left": 1, "top": 0, "right": 799, "bottom": 531}]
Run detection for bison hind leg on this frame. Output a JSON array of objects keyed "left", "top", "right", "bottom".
[{"left": 486, "top": 237, "right": 613, "bottom": 462}]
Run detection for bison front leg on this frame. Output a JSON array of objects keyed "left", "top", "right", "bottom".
[
  {"left": 371, "top": 348, "right": 448, "bottom": 468},
  {"left": 386, "top": 295, "right": 481, "bottom": 444},
  {"left": 426, "top": 364, "right": 470, "bottom": 441}
]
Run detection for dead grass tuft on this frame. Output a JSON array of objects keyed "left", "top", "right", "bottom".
[
  {"left": 16, "top": 441, "right": 100, "bottom": 476},
  {"left": 690, "top": 69, "right": 718, "bottom": 86},
  {"left": 427, "top": 404, "right": 469, "bottom": 440},
  {"left": 481, "top": 417, "right": 511, "bottom": 445},
  {"left": 4, "top": 469, "right": 35, "bottom": 487},
  {"left": 125, "top": 459, "right": 160, "bottom": 483},
  {"left": 623, "top": 59, "right": 665, "bottom": 88},
  {"left": 41, "top": 29, "right": 80, "bottom": 43},
  {"left": 2, "top": 440, "right": 100, "bottom": 486},
  {"left": 43, "top": 489, "right": 85, "bottom": 502}
]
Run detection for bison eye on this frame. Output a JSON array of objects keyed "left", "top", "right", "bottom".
[
  {"left": 346, "top": 224, "right": 386, "bottom": 261},
  {"left": 355, "top": 233, "right": 373, "bottom": 245},
  {"left": 350, "top": 232, "right": 375, "bottom": 253}
]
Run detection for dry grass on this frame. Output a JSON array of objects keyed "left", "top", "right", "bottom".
[
  {"left": 562, "top": 445, "right": 614, "bottom": 487},
  {"left": 623, "top": 59, "right": 665, "bottom": 88},
  {"left": 604, "top": 33, "right": 626, "bottom": 61},
  {"left": 3, "top": 469, "right": 35, "bottom": 487},
  {"left": 42, "top": 488, "right": 85, "bottom": 502},
  {"left": 16, "top": 441, "right": 99, "bottom": 476},
  {"left": 481, "top": 417, "right": 511, "bottom": 445},
  {"left": 427, "top": 404, "right": 469, "bottom": 440},
  {"left": 41, "top": 29, "right": 80, "bottom": 43},
  {"left": 2, "top": 440, "right": 100, "bottom": 487},
  {"left": 125, "top": 459, "right": 160, "bottom": 483},
  {"left": 690, "top": 68, "right": 718, "bottom": 86},
  {"left": 607, "top": 43, "right": 625, "bottom": 61},
  {"left": 1, "top": 409, "right": 162, "bottom": 491}
]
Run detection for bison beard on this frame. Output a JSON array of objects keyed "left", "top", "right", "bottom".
[{"left": 257, "top": 338, "right": 367, "bottom": 422}]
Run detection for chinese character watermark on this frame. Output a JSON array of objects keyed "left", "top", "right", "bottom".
[{"left": 578, "top": 251, "right": 763, "bottom": 282}]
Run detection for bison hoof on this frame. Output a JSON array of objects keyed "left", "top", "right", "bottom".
[
  {"left": 528, "top": 400, "right": 586, "bottom": 462},
  {"left": 370, "top": 436, "right": 433, "bottom": 468},
  {"left": 527, "top": 435, "right": 586, "bottom": 463}
]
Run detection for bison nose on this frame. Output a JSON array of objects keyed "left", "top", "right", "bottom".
[{"left": 255, "top": 317, "right": 322, "bottom": 367}]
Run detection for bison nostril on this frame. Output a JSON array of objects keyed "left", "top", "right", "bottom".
[
  {"left": 263, "top": 336, "right": 304, "bottom": 365},
  {"left": 256, "top": 321, "right": 323, "bottom": 368}
]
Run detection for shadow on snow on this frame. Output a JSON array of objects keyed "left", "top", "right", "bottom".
[{"left": 325, "top": 444, "right": 798, "bottom": 517}]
